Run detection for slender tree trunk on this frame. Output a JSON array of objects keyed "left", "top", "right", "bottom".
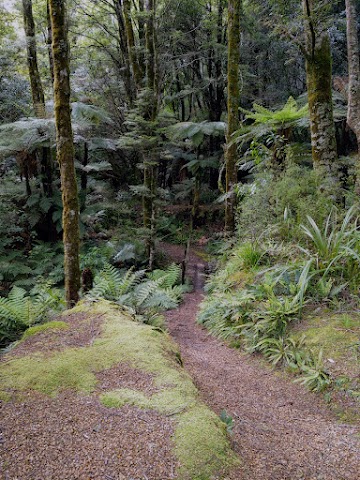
[
  {"left": 22, "top": 0, "right": 55, "bottom": 237},
  {"left": 80, "top": 141, "right": 88, "bottom": 211},
  {"left": 145, "top": 0, "right": 157, "bottom": 116},
  {"left": 123, "top": 0, "right": 143, "bottom": 89},
  {"left": 47, "top": 0, "right": 55, "bottom": 84},
  {"left": 22, "top": 0, "right": 46, "bottom": 118},
  {"left": 114, "top": 0, "right": 136, "bottom": 105},
  {"left": 49, "top": 0, "right": 81, "bottom": 308},
  {"left": 138, "top": 0, "right": 146, "bottom": 67},
  {"left": 345, "top": 0, "right": 360, "bottom": 194},
  {"left": 142, "top": 0, "right": 158, "bottom": 266},
  {"left": 302, "top": 0, "right": 339, "bottom": 196},
  {"left": 225, "top": 0, "right": 241, "bottom": 233}
]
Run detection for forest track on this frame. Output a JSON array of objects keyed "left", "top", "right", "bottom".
[{"left": 164, "top": 243, "right": 360, "bottom": 480}]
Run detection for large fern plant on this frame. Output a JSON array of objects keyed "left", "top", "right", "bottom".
[{"left": 88, "top": 263, "right": 187, "bottom": 323}]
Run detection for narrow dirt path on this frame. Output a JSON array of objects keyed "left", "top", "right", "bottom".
[{"left": 164, "top": 244, "right": 360, "bottom": 480}]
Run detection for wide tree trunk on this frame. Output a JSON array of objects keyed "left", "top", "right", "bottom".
[
  {"left": 225, "top": 0, "right": 241, "bottom": 233},
  {"left": 49, "top": 0, "right": 81, "bottom": 308},
  {"left": 302, "top": 0, "right": 339, "bottom": 196},
  {"left": 22, "top": 0, "right": 46, "bottom": 118},
  {"left": 345, "top": 0, "right": 360, "bottom": 194}
]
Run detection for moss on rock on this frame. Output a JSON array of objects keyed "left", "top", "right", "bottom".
[
  {"left": 0, "top": 300, "right": 239, "bottom": 479},
  {"left": 21, "top": 321, "right": 69, "bottom": 340}
]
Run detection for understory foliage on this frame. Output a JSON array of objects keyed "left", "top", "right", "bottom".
[
  {"left": 0, "top": 285, "right": 64, "bottom": 344},
  {"left": 88, "top": 263, "right": 188, "bottom": 327},
  {"left": 199, "top": 206, "right": 360, "bottom": 392}
]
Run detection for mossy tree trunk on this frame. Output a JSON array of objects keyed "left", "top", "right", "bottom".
[
  {"left": 22, "top": 0, "right": 56, "bottom": 239},
  {"left": 49, "top": 0, "right": 81, "bottom": 308},
  {"left": 206, "top": 0, "right": 226, "bottom": 123},
  {"left": 22, "top": 0, "right": 46, "bottom": 118},
  {"left": 46, "top": 0, "right": 55, "bottom": 84},
  {"left": 302, "top": 0, "right": 340, "bottom": 196},
  {"left": 224, "top": 0, "right": 241, "bottom": 233},
  {"left": 345, "top": 0, "right": 360, "bottom": 194}
]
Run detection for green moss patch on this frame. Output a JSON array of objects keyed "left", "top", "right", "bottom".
[
  {"left": 292, "top": 312, "right": 359, "bottom": 377},
  {"left": 0, "top": 300, "right": 239, "bottom": 479},
  {"left": 175, "top": 406, "right": 236, "bottom": 480},
  {"left": 21, "top": 321, "right": 69, "bottom": 340}
]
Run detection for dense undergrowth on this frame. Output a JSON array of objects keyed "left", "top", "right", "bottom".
[
  {"left": 199, "top": 199, "right": 360, "bottom": 410},
  {"left": 0, "top": 258, "right": 189, "bottom": 346}
]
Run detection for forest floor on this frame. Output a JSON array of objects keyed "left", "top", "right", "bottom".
[
  {"left": 163, "top": 242, "right": 360, "bottom": 480},
  {"left": 1, "top": 243, "right": 360, "bottom": 479}
]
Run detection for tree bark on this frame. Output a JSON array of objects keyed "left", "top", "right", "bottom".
[
  {"left": 345, "top": 0, "right": 360, "bottom": 193},
  {"left": 225, "top": 0, "right": 241, "bottom": 233},
  {"left": 302, "top": 0, "right": 339, "bottom": 196},
  {"left": 49, "top": 0, "right": 81, "bottom": 308},
  {"left": 22, "top": 0, "right": 46, "bottom": 118}
]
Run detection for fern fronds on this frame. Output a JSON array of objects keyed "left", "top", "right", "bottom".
[
  {"left": 0, "top": 285, "right": 63, "bottom": 342},
  {"left": 133, "top": 278, "right": 164, "bottom": 308},
  {"left": 147, "top": 263, "right": 181, "bottom": 288},
  {"left": 90, "top": 264, "right": 146, "bottom": 300}
]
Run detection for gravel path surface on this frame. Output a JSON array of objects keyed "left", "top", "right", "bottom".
[{"left": 165, "top": 244, "right": 360, "bottom": 480}]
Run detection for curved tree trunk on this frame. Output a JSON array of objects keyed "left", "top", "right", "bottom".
[
  {"left": 49, "top": 0, "right": 81, "bottom": 308},
  {"left": 225, "top": 0, "right": 241, "bottom": 233},
  {"left": 302, "top": 0, "right": 340, "bottom": 197},
  {"left": 345, "top": 0, "right": 360, "bottom": 194}
]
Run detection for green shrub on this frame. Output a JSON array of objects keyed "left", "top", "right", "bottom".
[{"left": 238, "top": 161, "right": 332, "bottom": 241}]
